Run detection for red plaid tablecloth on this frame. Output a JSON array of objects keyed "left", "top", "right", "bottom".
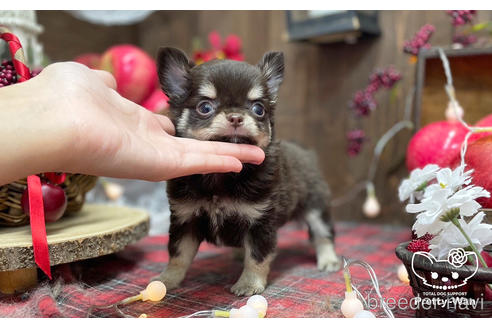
[{"left": 0, "top": 222, "right": 413, "bottom": 318}]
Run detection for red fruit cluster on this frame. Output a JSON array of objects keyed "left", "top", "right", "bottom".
[
  {"left": 347, "top": 66, "right": 401, "bottom": 155},
  {"left": 446, "top": 10, "right": 477, "bottom": 26},
  {"left": 0, "top": 60, "right": 17, "bottom": 87},
  {"left": 369, "top": 66, "right": 402, "bottom": 90},
  {"left": 351, "top": 66, "right": 402, "bottom": 117},
  {"left": 351, "top": 90, "right": 377, "bottom": 117},
  {"left": 403, "top": 24, "right": 435, "bottom": 56},
  {"left": 452, "top": 33, "right": 478, "bottom": 47},
  {"left": 411, "top": 231, "right": 434, "bottom": 242},
  {"left": 193, "top": 31, "right": 244, "bottom": 64},
  {"left": 407, "top": 239, "right": 431, "bottom": 253},
  {"left": 346, "top": 129, "right": 366, "bottom": 157},
  {"left": 0, "top": 60, "right": 41, "bottom": 88}
]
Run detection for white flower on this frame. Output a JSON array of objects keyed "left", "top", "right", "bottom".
[
  {"left": 423, "top": 164, "right": 473, "bottom": 198},
  {"left": 399, "top": 164, "right": 440, "bottom": 202},
  {"left": 429, "top": 212, "right": 492, "bottom": 259},
  {"left": 407, "top": 185, "right": 490, "bottom": 237}
]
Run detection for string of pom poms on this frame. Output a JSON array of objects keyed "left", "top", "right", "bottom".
[
  {"left": 86, "top": 280, "right": 268, "bottom": 318},
  {"left": 341, "top": 257, "right": 395, "bottom": 318}
]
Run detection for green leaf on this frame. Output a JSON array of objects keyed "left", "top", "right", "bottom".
[
  {"left": 472, "top": 22, "right": 491, "bottom": 32},
  {"left": 389, "top": 84, "right": 400, "bottom": 105}
]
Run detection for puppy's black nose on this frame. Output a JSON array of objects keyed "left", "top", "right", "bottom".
[{"left": 226, "top": 114, "right": 244, "bottom": 127}]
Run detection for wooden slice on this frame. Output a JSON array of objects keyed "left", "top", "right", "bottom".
[{"left": 0, "top": 204, "right": 149, "bottom": 272}]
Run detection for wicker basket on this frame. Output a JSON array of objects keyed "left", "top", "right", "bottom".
[
  {"left": 0, "top": 174, "right": 97, "bottom": 226},
  {"left": 0, "top": 27, "right": 97, "bottom": 227},
  {"left": 396, "top": 242, "right": 492, "bottom": 317}
]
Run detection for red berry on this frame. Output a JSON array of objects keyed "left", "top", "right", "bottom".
[
  {"left": 419, "top": 233, "right": 434, "bottom": 242},
  {"left": 346, "top": 129, "right": 366, "bottom": 156},
  {"left": 447, "top": 10, "right": 476, "bottom": 26},
  {"left": 404, "top": 24, "right": 435, "bottom": 55},
  {"left": 453, "top": 33, "right": 478, "bottom": 47},
  {"left": 21, "top": 182, "right": 67, "bottom": 222},
  {"left": 0, "top": 60, "right": 41, "bottom": 87},
  {"left": 407, "top": 239, "right": 431, "bottom": 253},
  {"left": 351, "top": 90, "right": 377, "bottom": 116}
]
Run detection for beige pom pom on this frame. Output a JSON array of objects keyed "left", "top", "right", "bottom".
[
  {"left": 363, "top": 195, "right": 381, "bottom": 218},
  {"left": 397, "top": 264, "right": 410, "bottom": 284}
]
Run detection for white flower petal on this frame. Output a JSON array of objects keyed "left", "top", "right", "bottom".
[
  {"left": 459, "top": 200, "right": 481, "bottom": 217},
  {"left": 429, "top": 212, "right": 492, "bottom": 260}
]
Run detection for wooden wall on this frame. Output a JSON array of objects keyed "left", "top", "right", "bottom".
[{"left": 37, "top": 10, "right": 492, "bottom": 226}]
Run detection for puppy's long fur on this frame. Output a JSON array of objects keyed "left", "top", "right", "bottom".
[{"left": 155, "top": 48, "right": 340, "bottom": 296}]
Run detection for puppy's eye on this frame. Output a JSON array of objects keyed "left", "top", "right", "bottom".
[
  {"left": 251, "top": 102, "right": 265, "bottom": 117},
  {"left": 431, "top": 272, "right": 438, "bottom": 279},
  {"left": 196, "top": 101, "right": 215, "bottom": 117}
]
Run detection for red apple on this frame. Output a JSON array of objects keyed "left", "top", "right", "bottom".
[
  {"left": 468, "top": 113, "right": 492, "bottom": 144},
  {"left": 451, "top": 135, "right": 492, "bottom": 208},
  {"left": 99, "top": 45, "right": 157, "bottom": 104},
  {"left": 141, "top": 89, "right": 169, "bottom": 113},
  {"left": 21, "top": 182, "right": 67, "bottom": 222},
  {"left": 74, "top": 53, "right": 101, "bottom": 69},
  {"left": 406, "top": 120, "right": 469, "bottom": 171}
]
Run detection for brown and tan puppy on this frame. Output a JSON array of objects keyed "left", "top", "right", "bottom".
[{"left": 155, "top": 48, "right": 340, "bottom": 296}]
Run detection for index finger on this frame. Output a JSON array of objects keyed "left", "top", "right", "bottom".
[{"left": 174, "top": 137, "right": 265, "bottom": 165}]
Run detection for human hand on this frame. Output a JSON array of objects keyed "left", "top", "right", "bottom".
[{"left": 0, "top": 62, "right": 265, "bottom": 184}]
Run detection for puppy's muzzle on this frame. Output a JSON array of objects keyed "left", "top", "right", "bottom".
[{"left": 227, "top": 113, "right": 244, "bottom": 128}]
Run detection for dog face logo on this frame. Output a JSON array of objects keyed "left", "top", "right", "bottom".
[{"left": 411, "top": 248, "right": 478, "bottom": 290}]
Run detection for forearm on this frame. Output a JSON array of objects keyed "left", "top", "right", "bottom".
[{"left": 0, "top": 80, "right": 67, "bottom": 185}]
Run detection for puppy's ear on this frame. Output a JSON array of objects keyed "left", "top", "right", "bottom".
[
  {"left": 157, "top": 47, "right": 194, "bottom": 104},
  {"left": 258, "top": 52, "right": 284, "bottom": 100}
]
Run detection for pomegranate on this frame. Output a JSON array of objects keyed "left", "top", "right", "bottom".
[
  {"left": 99, "top": 44, "right": 157, "bottom": 104},
  {"left": 21, "top": 182, "right": 67, "bottom": 222},
  {"left": 406, "top": 120, "right": 468, "bottom": 171},
  {"left": 74, "top": 53, "right": 101, "bottom": 69},
  {"left": 141, "top": 89, "right": 169, "bottom": 113},
  {"left": 451, "top": 135, "right": 492, "bottom": 208},
  {"left": 468, "top": 113, "right": 492, "bottom": 144}
]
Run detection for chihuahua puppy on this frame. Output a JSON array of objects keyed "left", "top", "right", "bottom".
[{"left": 155, "top": 47, "right": 340, "bottom": 296}]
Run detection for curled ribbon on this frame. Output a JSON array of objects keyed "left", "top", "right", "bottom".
[{"left": 1, "top": 26, "right": 52, "bottom": 278}]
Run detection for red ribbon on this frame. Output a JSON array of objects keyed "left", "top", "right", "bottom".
[
  {"left": 0, "top": 30, "right": 31, "bottom": 82},
  {"left": 27, "top": 175, "right": 51, "bottom": 279},
  {"left": 2, "top": 26, "right": 52, "bottom": 278}
]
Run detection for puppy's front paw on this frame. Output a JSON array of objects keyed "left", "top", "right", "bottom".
[
  {"left": 315, "top": 240, "right": 341, "bottom": 272},
  {"left": 152, "top": 268, "right": 186, "bottom": 290},
  {"left": 230, "top": 273, "right": 266, "bottom": 296},
  {"left": 317, "top": 256, "right": 341, "bottom": 272}
]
